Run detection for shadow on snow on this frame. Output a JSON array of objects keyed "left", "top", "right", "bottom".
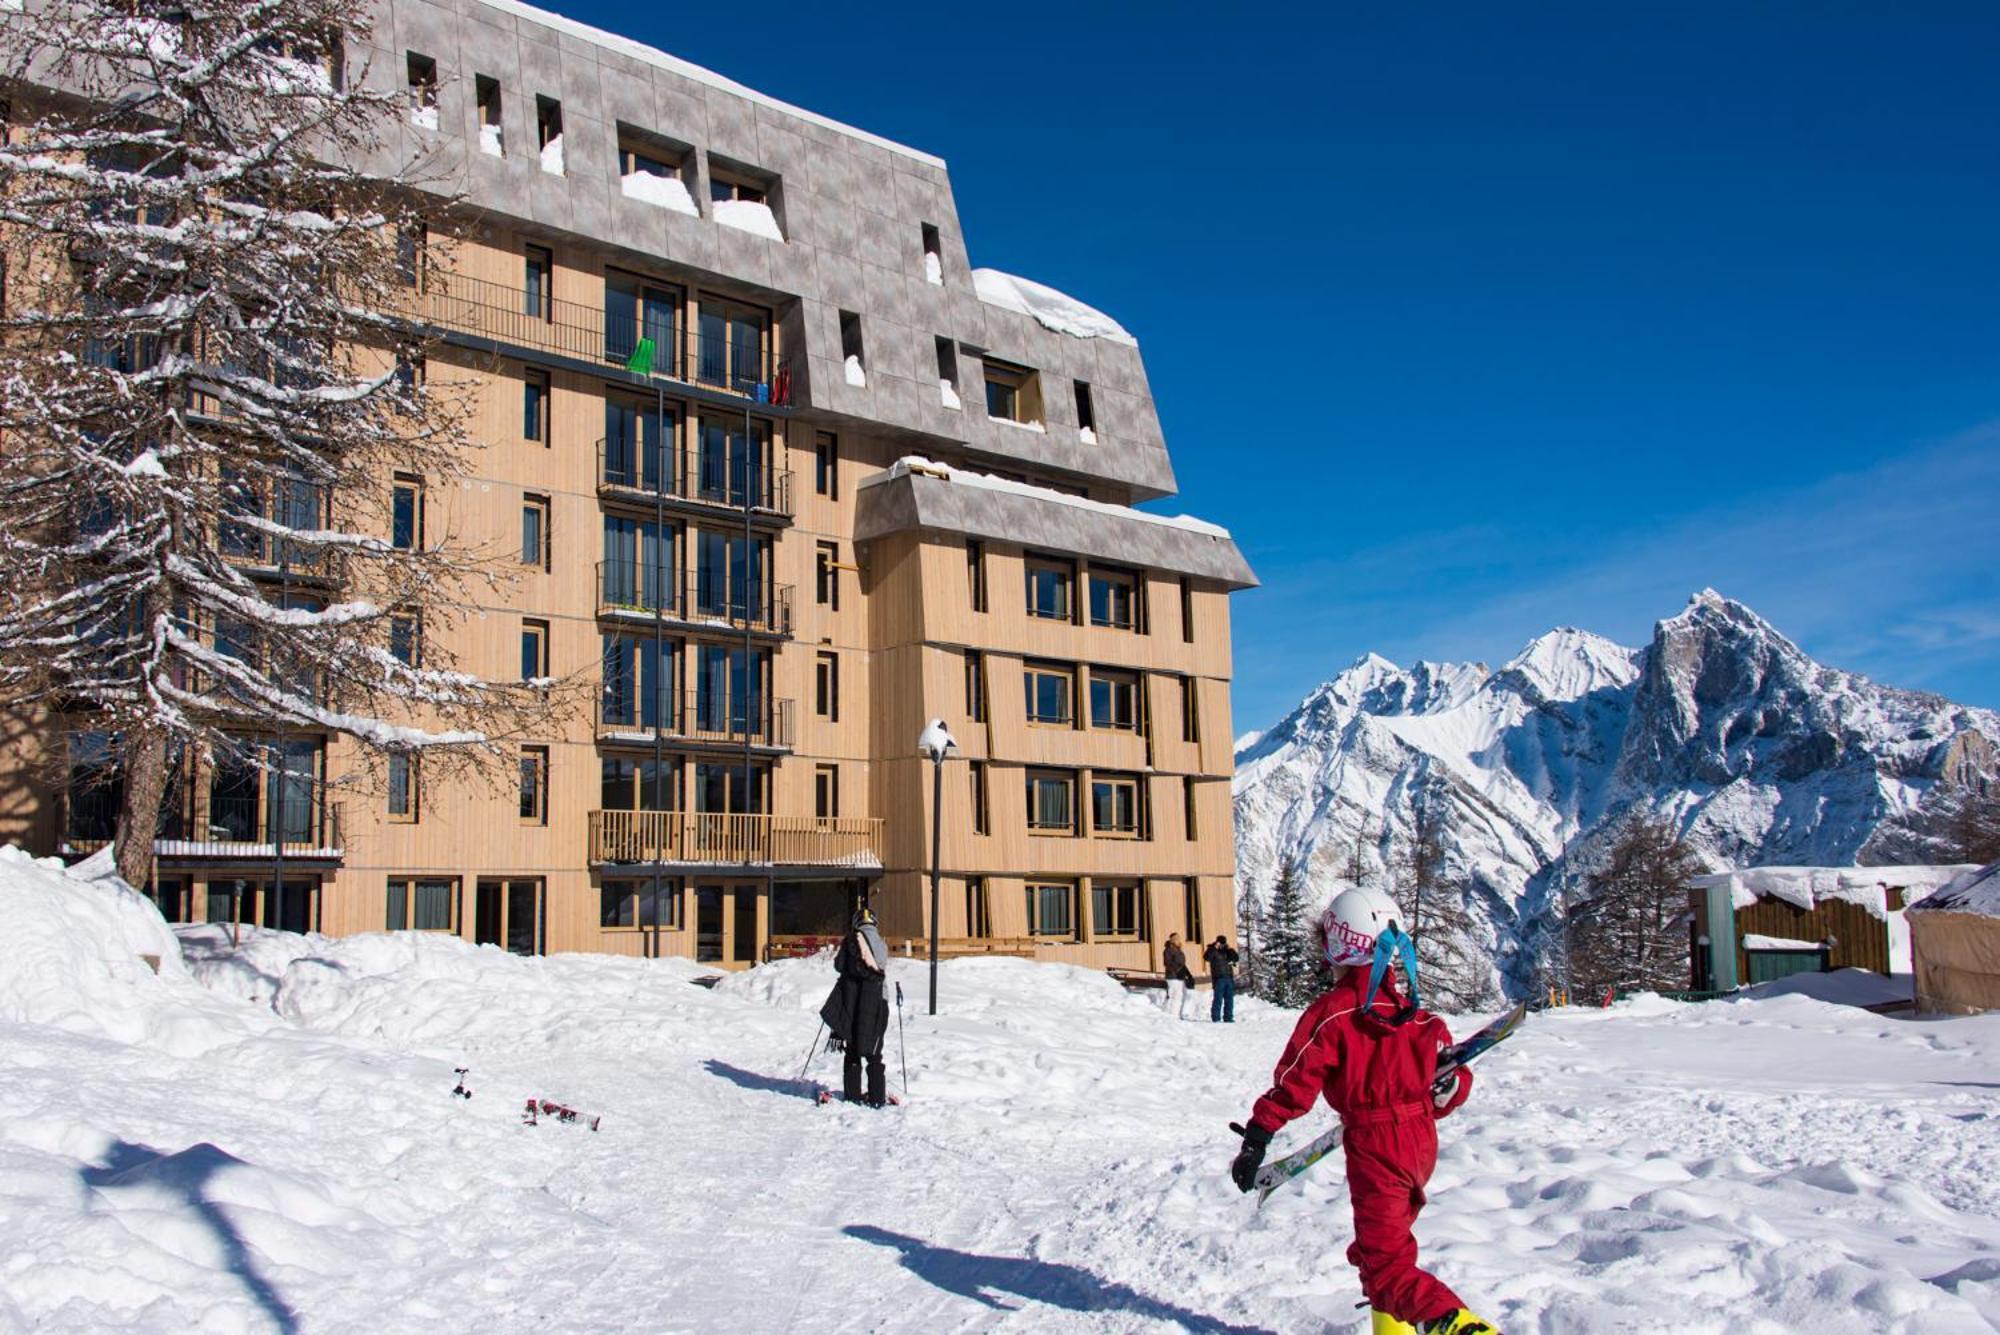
[
  {"left": 704, "top": 1057, "right": 821, "bottom": 1102},
  {"left": 844, "top": 1224, "right": 1279, "bottom": 1334},
  {"left": 81, "top": 1140, "right": 299, "bottom": 1334}
]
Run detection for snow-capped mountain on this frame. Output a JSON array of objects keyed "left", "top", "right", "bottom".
[{"left": 1232, "top": 591, "right": 2000, "bottom": 987}]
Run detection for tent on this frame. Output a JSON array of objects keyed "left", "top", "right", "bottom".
[{"left": 1908, "top": 861, "right": 2000, "bottom": 1015}]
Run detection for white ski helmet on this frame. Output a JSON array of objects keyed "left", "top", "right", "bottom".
[{"left": 1318, "top": 886, "right": 1402, "bottom": 967}]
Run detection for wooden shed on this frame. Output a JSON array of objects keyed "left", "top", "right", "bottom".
[
  {"left": 1909, "top": 862, "right": 2000, "bottom": 1015},
  {"left": 1686, "top": 865, "right": 1973, "bottom": 992}
]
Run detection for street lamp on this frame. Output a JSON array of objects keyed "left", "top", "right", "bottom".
[{"left": 917, "top": 718, "right": 958, "bottom": 1015}]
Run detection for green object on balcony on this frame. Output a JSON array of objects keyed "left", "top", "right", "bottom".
[{"left": 624, "top": 336, "right": 655, "bottom": 377}]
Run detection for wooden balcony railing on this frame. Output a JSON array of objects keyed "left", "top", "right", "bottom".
[{"left": 588, "top": 811, "right": 882, "bottom": 867}]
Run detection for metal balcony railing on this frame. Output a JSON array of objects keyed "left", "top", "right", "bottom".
[
  {"left": 587, "top": 811, "right": 882, "bottom": 867},
  {"left": 63, "top": 792, "right": 343, "bottom": 859},
  {"left": 598, "top": 689, "right": 794, "bottom": 749},
  {"left": 594, "top": 559, "right": 793, "bottom": 636},
  {"left": 406, "top": 270, "right": 793, "bottom": 406},
  {"left": 596, "top": 440, "right": 794, "bottom": 517}
]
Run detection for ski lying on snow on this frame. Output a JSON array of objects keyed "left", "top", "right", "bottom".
[
  {"left": 1253, "top": 1001, "right": 1527, "bottom": 1208},
  {"left": 523, "top": 1097, "right": 601, "bottom": 1131}
]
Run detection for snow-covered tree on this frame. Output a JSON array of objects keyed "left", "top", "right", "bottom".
[
  {"left": 1260, "top": 859, "right": 1323, "bottom": 1007},
  {"left": 1567, "top": 814, "right": 1701, "bottom": 996},
  {"left": 1234, "top": 880, "right": 1267, "bottom": 998},
  {"left": 0, "top": 0, "right": 569, "bottom": 886},
  {"left": 1387, "top": 782, "right": 1500, "bottom": 1013}
]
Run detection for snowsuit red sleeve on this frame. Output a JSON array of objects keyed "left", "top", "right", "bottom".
[{"left": 1246, "top": 969, "right": 1472, "bottom": 1326}]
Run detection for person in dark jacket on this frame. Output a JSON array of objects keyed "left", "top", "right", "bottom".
[
  {"left": 1204, "top": 936, "right": 1240, "bottom": 1023},
  {"left": 820, "top": 907, "right": 890, "bottom": 1106},
  {"left": 1162, "top": 933, "right": 1198, "bottom": 1020}
]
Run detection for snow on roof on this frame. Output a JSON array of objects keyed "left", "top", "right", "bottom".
[
  {"left": 861, "top": 456, "right": 1229, "bottom": 539},
  {"left": 471, "top": 0, "right": 945, "bottom": 169},
  {"left": 1912, "top": 861, "right": 2000, "bottom": 917},
  {"left": 971, "top": 269, "right": 1136, "bottom": 346},
  {"left": 1690, "top": 864, "right": 1978, "bottom": 920}
]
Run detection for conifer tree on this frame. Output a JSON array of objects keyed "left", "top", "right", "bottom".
[
  {"left": 0, "top": 0, "right": 569, "bottom": 887},
  {"left": 1567, "top": 814, "right": 1702, "bottom": 995},
  {"left": 1261, "top": 859, "right": 1323, "bottom": 1007},
  {"left": 1387, "top": 780, "right": 1499, "bottom": 1013}
]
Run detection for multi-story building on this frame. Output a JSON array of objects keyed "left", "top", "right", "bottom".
[{"left": 2, "top": 0, "right": 1256, "bottom": 970}]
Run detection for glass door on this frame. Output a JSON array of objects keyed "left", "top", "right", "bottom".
[
  {"left": 733, "top": 887, "right": 757, "bottom": 964},
  {"left": 696, "top": 884, "right": 724, "bottom": 961}
]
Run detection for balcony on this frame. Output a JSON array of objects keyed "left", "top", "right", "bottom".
[
  {"left": 587, "top": 811, "right": 882, "bottom": 868},
  {"left": 595, "top": 559, "right": 793, "bottom": 636},
  {"left": 406, "top": 271, "right": 793, "bottom": 406},
  {"left": 218, "top": 532, "right": 347, "bottom": 584},
  {"left": 598, "top": 690, "right": 794, "bottom": 750},
  {"left": 63, "top": 792, "right": 344, "bottom": 861},
  {"left": 597, "top": 441, "right": 793, "bottom": 518}
]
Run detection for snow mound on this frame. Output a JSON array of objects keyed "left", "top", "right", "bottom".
[
  {"left": 1739, "top": 967, "right": 1912, "bottom": 1009},
  {"left": 843, "top": 354, "right": 866, "bottom": 386},
  {"left": 538, "top": 135, "right": 564, "bottom": 175},
  {"left": 867, "top": 455, "right": 1230, "bottom": 540},
  {"left": 923, "top": 250, "right": 942, "bottom": 284},
  {"left": 478, "top": 122, "right": 503, "bottom": 156},
  {"left": 713, "top": 197, "right": 783, "bottom": 242},
  {"left": 938, "top": 377, "right": 961, "bottom": 410},
  {"left": 972, "top": 268, "right": 1136, "bottom": 345},
  {"left": 620, "top": 169, "right": 698, "bottom": 216},
  {"left": 1916, "top": 860, "right": 2000, "bottom": 916}
]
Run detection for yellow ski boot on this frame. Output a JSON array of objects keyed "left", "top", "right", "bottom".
[
  {"left": 1370, "top": 1312, "right": 1416, "bottom": 1335},
  {"left": 1420, "top": 1310, "right": 1497, "bottom": 1335}
]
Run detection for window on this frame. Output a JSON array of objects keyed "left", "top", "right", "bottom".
[
  {"left": 965, "top": 877, "right": 988, "bottom": 937},
  {"left": 535, "top": 96, "right": 564, "bottom": 174},
  {"left": 520, "top": 620, "right": 548, "bottom": 681},
  {"left": 814, "top": 765, "right": 839, "bottom": 819},
  {"left": 839, "top": 310, "right": 865, "bottom": 382},
  {"left": 1180, "top": 577, "right": 1195, "bottom": 643},
  {"left": 519, "top": 746, "right": 548, "bottom": 824},
  {"left": 1092, "top": 879, "right": 1142, "bottom": 938},
  {"left": 1025, "top": 557, "right": 1074, "bottom": 621},
  {"left": 600, "top": 878, "right": 680, "bottom": 929},
  {"left": 708, "top": 165, "right": 768, "bottom": 204},
  {"left": 1074, "top": 380, "right": 1096, "bottom": 436},
  {"left": 966, "top": 540, "right": 986, "bottom": 612},
  {"left": 601, "top": 635, "right": 679, "bottom": 733},
  {"left": 521, "top": 495, "right": 550, "bottom": 568},
  {"left": 1025, "top": 881, "right": 1075, "bottom": 938},
  {"left": 1088, "top": 566, "right": 1139, "bottom": 630},
  {"left": 391, "top": 476, "right": 423, "bottom": 550},
  {"left": 1026, "top": 769, "right": 1074, "bottom": 834},
  {"left": 523, "top": 368, "right": 549, "bottom": 442},
  {"left": 388, "top": 614, "right": 419, "bottom": 667},
  {"left": 814, "top": 431, "right": 838, "bottom": 498},
  {"left": 1089, "top": 669, "right": 1139, "bottom": 732},
  {"left": 1024, "top": 662, "right": 1074, "bottom": 727},
  {"left": 601, "top": 515, "right": 677, "bottom": 615},
  {"left": 387, "top": 754, "right": 418, "bottom": 822},
  {"left": 387, "top": 877, "right": 456, "bottom": 931},
  {"left": 1184, "top": 878, "right": 1204, "bottom": 944},
  {"left": 393, "top": 349, "right": 424, "bottom": 399},
  {"left": 524, "top": 245, "right": 552, "bottom": 319},
  {"left": 1183, "top": 776, "right": 1199, "bottom": 840},
  {"left": 695, "top": 295, "right": 771, "bottom": 394},
  {"left": 983, "top": 358, "right": 1040, "bottom": 426},
  {"left": 921, "top": 223, "right": 943, "bottom": 283},
  {"left": 475, "top": 75, "right": 504, "bottom": 155},
  {"left": 815, "top": 651, "right": 838, "bottom": 721},
  {"left": 395, "top": 223, "right": 425, "bottom": 287},
  {"left": 405, "top": 53, "right": 438, "bottom": 127},
  {"left": 1183, "top": 677, "right": 1201, "bottom": 745},
  {"left": 936, "top": 337, "right": 961, "bottom": 409},
  {"left": 600, "top": 754, "right": 679, "bottom": 812},
  {"left": 965, "top": 650, "right": 986, "bottom": 723},
  {"left": 1092, "top": 773, "right": 1141, "bottom": 837},
  {"left": 815, "top": 542, "right": 839, "bottom": 609},
  {"left": 619, "top": 137, "right": 684, "bottom": 181},
  {"left": 969, "top": 761, "right": 988, "bottom": 836}
]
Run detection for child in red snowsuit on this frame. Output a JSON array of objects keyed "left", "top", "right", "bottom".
[{"left": 1230, "top": 891, "right": 1489, "bottom": 1334}]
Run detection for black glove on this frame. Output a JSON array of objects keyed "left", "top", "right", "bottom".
[{"left": 1228, "top": 1121, "right": 1272, "bottom": 1194}]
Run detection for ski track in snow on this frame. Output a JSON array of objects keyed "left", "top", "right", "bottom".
[{"left": 2, "top": 866, "right": 1998, "bottom": 1331}]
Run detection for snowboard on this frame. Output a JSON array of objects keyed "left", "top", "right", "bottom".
[{"left": 1251, "top": 1001, "right": 1527, "bottom": 1208}]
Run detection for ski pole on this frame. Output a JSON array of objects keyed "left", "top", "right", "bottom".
[
  {"left": 797, "top": 1020, "right": 825, "bottom": 1088},
  {"left": 894, "top": 981, "right": 909, "bottom": 1095}
]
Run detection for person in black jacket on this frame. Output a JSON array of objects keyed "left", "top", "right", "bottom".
[
  {"left": 1204, "top": 935, "right": 1240, "bottom": 1023},
  {"left": 819, "top": 907, "right": 891, "bottom": 1106}
]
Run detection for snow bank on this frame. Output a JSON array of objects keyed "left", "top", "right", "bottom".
[
  {"left": 972, "top": 268, "right": 1136, "bottom": 345},
  {"left": 1739, "top": 967, "right": 1912, "bottom": 1008},
  {"left": 938, "top": 377, "right": 961, "bottom": 410},
  {"left": 538, "top": 135, "right": 564, "bottom": 175},
  {"left": 1743, "top": 933, "right": 1825, "bottom": 951},
  {"left": 923, "top": 250, "right": 942, "bottom": 284},
  {"left": 843, "top": 354, "right": 866, "bottom": 387},
  {"left": 864, "top": 455, "right": 1234, "bottom": 540},
  {"left": 478, "top": 122, "right": 503, "bottom": 157},
  {"left": 1078, "top": 425, "right": 1097, "bottom": 445},
  {"left": 713, "top": 198, "right": 783, "bottom": 242},
  {"left": 1915, "top": 860, "right": 2000, "bottom": 916},
  {"left": 620, "top": 169, "right": 698, "bottom": 216}
]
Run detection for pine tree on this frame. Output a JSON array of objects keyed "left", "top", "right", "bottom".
[
  {"left": 1261, "top": 859, "right": 1323, "bottom": 1007},
  {"left": 1567, "top": 814, "right": 1703, "bottom": 995},
  {"left": 0, "top": 0, "right": 571, "bottom": 886},
  {"left": 1386, "top": 780, "right": 1499, "bottom": 1013},
  {"left": 1235, "top": 880, "right": 1268, "bottom": 998}
]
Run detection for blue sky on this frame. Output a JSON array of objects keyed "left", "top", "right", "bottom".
[{"left": 560, "top": 1, "right": 2000, "bottom": 730}]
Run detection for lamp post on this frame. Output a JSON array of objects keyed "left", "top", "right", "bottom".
[{"left": 916, "top": 718, "right": 957, "bottom": 1015}]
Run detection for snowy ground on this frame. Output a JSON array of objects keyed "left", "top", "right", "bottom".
[{"left": 3, "top": 850, "right": 1999, "bottom": 1333}]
